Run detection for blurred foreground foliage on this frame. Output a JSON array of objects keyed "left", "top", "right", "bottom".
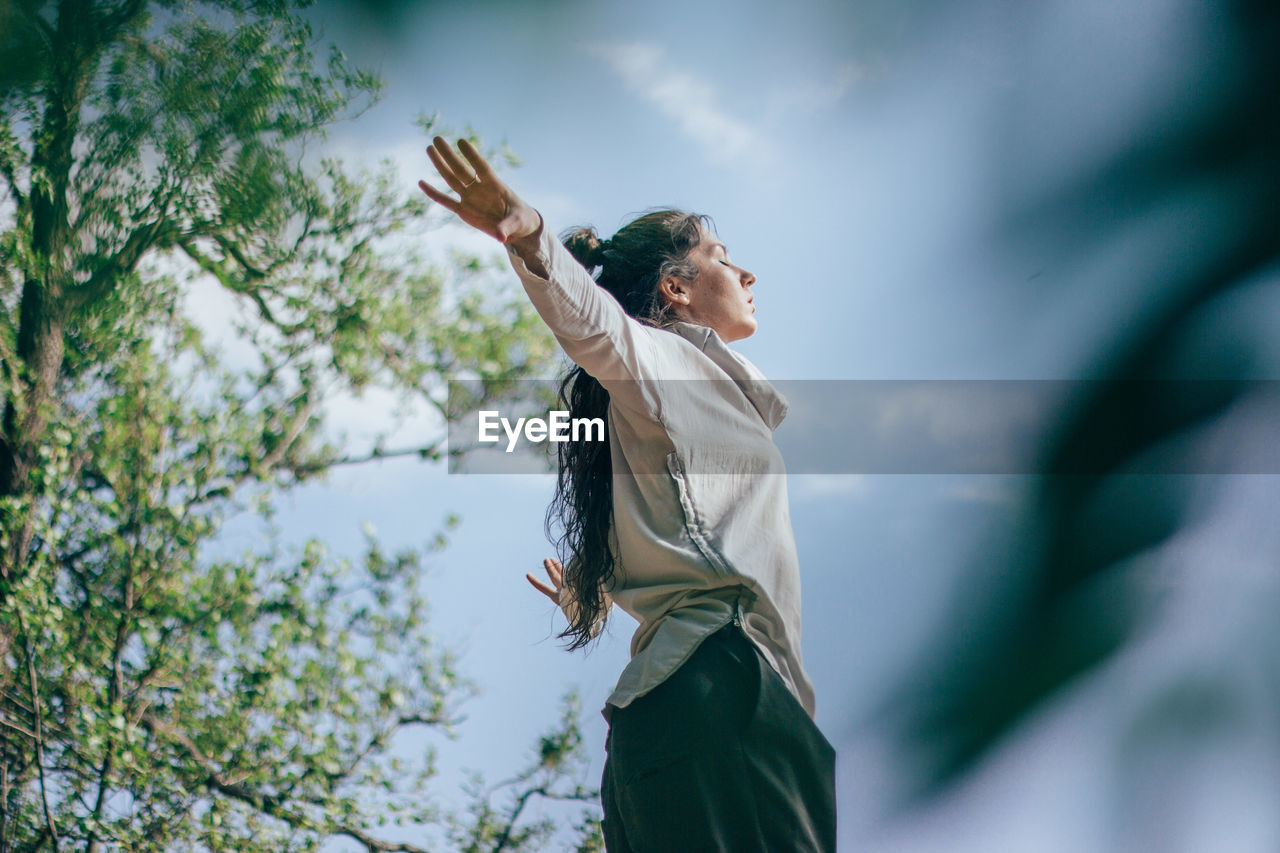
[
  {"left": 876, "top": 0, "right": 1280, "bottom": 822},
  {"left": 0, "top": 1, "right": 589, "bottom": 851}
]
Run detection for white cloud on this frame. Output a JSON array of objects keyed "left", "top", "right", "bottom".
[
  {"left": 789, "top": 473, "right": 873, "bottom": 501},
  {"left": 588, "top": 42, "right": 768, "bottom": 169},
  {"left": 766, "top": 61, "right": 866, "bottom": 115},
  {"left": 937, "top": 476, "right": 1020, "bottom": 504}
]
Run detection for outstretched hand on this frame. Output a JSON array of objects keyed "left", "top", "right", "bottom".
[
  {"left": 419, "top": 136, "right": 541, "bottom": 244},
  {"left": 526, "top": 557, "right": 564, "bottom": 606}
]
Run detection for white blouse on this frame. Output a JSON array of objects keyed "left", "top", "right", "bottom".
[{"left": 505, "top": 217, "right": 816, "bottom": 721}]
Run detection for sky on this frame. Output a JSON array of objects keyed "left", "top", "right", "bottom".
[{"left": 187, "top": 0, "right": 1280, "bottom": 849}]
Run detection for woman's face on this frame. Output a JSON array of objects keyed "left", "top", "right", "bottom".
[{"left": 668, "top": 230, "right": 758, "bottom": 342}]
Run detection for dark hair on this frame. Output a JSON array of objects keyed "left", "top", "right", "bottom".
[{"left": 548, "top": 208, "right": 712, "bottom": 650}]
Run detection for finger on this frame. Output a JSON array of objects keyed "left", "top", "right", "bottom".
[
  {"left": 418, "top": 179, "right": 462, "bottom": 213},
  {"left": 458, "top": 138, "right": 497, "bottom": 182},
  {"left": 526, "top": 572, "right": 560, "bottom": 602},
  {"left": 427, "top": 144, "right": 470, "bottom": 194},
  {"left": 432, "top": 136, "right": 478, "bottom": 188},
  {"left": 543, "top": 557, "right": 563, "bottom": 587}
]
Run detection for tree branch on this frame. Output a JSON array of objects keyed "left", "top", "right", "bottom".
[
  {"left": 67, "top": 216, "right": 172, "bottom": 315},
  {"left": 286, "top": 710, "right": 455, "bottom": 801},
  {"left": 257, "top": 396, "right": 318, "bottom": 473},
  {"left": 140, "top": 713, "right": 436, "bottom": 853},
  {"left": 16, "top": 610, "right": 58, "bottom": 852},
  {"left": 1, "top": 757, "right": 9, "bottom": 853},
  {"left": 210, "top": 232, "right": 269, "bottom": 281},
  {"left": 0, "top": 148, "right": 24, "bottom": 211},
  {"left": 285, "top": 441, "right": 445, "bottom": 477},
  {"left": 14, "top": 1, "right": 54, "bottom": 55},
  {"left": 14, "top": 825, "right": 50, "bottom": 853},
  {"left": 491, "top": 785, "right": 543, "bottom": 853},
  {"left": 174, "top": 234, "right": 308, "bottom": 336},
  {"left": 336, "top": 824, "right": 434, "bottom": 853},
  {"left": 0, "top": 714, "right": 38, "bottom": 741},
  {"left": 84, "top": 531, "right": 137, "bottom": 853},
  {"left": 95, "top": 0, "right": 147, "bottom": 40},
  {"left": 181, "top": 436, "right": 446, "bottom": 507}
]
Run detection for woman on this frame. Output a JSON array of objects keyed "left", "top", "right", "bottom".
[{"left": 420, "top": 137, "right": 835, "bottom": 852}]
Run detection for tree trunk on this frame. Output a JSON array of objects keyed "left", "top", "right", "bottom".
[{"left": 0, "top": 0, "right": 91, "bottom": 580}]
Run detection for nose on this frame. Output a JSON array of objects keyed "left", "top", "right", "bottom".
[{"left": 741, "top": 268, "right": 756, "bottom": 287}]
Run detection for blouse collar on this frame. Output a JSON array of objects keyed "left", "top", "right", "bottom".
[{"left": 667, "top": 322, "right": 789, "bottom": 429}]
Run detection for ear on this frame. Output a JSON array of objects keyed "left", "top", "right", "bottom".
[{"left": 659, "top": 275, "right": 691, "bottom": 306}]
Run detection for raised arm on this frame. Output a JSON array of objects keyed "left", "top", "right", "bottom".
[{"left": 419, "top": 138, "right": 661, "bottom": 399}]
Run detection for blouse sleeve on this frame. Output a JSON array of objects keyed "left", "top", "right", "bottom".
[{"left": 505, "top": 214, "right": 662, "bottom": 417}]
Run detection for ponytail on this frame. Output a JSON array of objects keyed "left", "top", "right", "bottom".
[{"left": 546, "top": 209, "right": 711, "bottom": 649}]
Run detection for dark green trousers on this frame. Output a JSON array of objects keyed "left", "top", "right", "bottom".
[{"left": 601, "top": 622, "right": 837, "bottom": 852}]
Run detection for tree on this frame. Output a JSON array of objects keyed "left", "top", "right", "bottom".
[{"left": 0, "top": 0, "right": 597, "bottom": 850}]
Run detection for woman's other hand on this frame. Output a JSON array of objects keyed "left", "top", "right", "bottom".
[
  {"left": 526, "top": 557, "right": 564, "bottom": 606},
  {"left": 419, "top": 136, "right": 541, "bottom": 244}
]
